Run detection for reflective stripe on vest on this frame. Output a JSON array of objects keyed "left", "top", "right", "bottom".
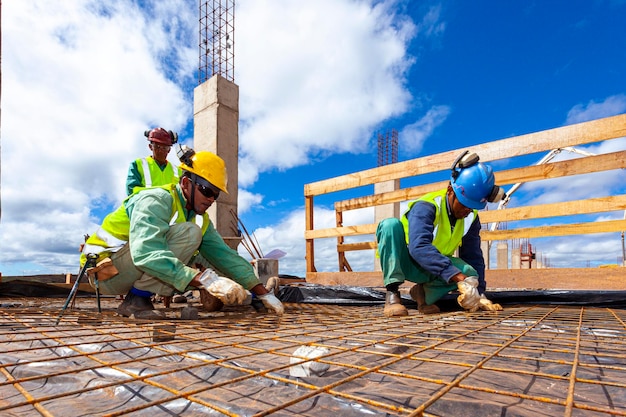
[
  {"left": 135, "top": 157, "right": 178, "bottom": 190},
  {"left": 400, "top": 189, "right": 477, "bottom": 256}
]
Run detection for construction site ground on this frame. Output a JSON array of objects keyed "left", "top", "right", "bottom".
[{"left": 1, "top": 278, "right": 626, "bottom": 416}]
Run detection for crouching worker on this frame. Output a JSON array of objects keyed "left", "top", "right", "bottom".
[
  {"left": 80, "top": 150, "right": 283, "bottom": 319},
  {"left": 376, "top": 150, "right": 504, "bottom": 317}
]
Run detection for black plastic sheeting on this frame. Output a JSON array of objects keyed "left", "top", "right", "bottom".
[
  {"left": 277, "top": 284, "right": 626, "bottom": 310},
  {"left": 0, "top": 280, "right": 93, "bottom": 298},
  {"left": 2, "top": 279, "right": 626, "bottom": 309}
]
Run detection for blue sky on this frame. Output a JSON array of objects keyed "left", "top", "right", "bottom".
[{"left": 1, "top": 0, "right": 625, "bottom": 277}]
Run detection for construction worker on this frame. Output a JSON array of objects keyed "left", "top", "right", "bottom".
[
  {"left": 126, "top": 128, "right": 179, "bottom": 195},
  {"left": 81, "top": 150, "right": 284, "bottom": 319},
  {"left": 376, "top": 150, "right": 504, "bottom": 317}
]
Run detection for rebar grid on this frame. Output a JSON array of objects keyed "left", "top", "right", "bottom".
[{"left": 1, "top": 304, "right": 625, "bottom": 416}]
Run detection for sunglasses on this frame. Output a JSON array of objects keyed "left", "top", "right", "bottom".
[{"left": 197, "top": 183, "right": 220, "bottom": 200}]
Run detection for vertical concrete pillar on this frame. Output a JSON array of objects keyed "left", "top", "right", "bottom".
[
  {"left": 511, "top": 247, "right": 521, "bottom": 269},
  {"left": 481, "top": 240, "right": 490, "bottom": 270},
  {"left": 534, "top": 251, "right": 542, "bottom": 268},
  {"left": 374, "top": 180, "right": 400, "bottom": 271},
  {"left": 496, "top": 242, "right": 509, "bottom": 269},
  {"left": 252, "top": 258, "right": 279, "bottom": 286},
  {"left": 194, "top": 75, "right": 241, "bottom": 250}
]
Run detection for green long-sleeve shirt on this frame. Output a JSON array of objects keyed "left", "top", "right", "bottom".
[{"left": 125, "top": 185, "right": 260, "bottom": 292}]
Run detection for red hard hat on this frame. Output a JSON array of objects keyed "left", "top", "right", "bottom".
[{"left": 144, "top": 127, "right": 177, "bottom": 145}]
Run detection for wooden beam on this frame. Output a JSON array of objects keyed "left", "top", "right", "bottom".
[
  {"left": 337, "top": 242, "right": 377, "bottom": 252},
  {"left": 305, "top": 195, "right": 316, "bottom": 273},
  {"left": 335, "top": 151, "right": 626, "bottom": 212},
  {"left": 305, "top": 224, "right": 377, "bottom": 239},
  {"left": 494, "top": 150, "right": 626, "bottom": 185},
  {"left": 305, "top": 113, "right": 626, "bottom": 196},
  {"left": 480, "top": 195, "right": 626, "bottom": 223},
  {"left": 481, "top": 219, "right": 626, "bottom": 241},
  {"left": 306, "top": 267, "right": 626, "bottom": 290}
]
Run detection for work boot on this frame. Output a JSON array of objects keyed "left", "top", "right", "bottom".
[
  {"left": 383, "top": 291, "right": 408, "bottom": 317},
  {"left": 117, "top": 291, "right": 165, "bottom": 319},
  {"left": 409, "top": 284, "right": 440, "bottom": 315},
  {"left": 172, "top": 294, "right": 188, "bottom": 304}
]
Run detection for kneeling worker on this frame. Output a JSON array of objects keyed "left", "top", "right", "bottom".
[
  {"left": 376, "top": 150, "right": 504, "bottom": 317},
  {"left": 81, "top": 150, "right": 283, "bottom": 318}
]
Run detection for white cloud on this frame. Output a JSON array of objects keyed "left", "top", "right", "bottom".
[
  {"left": 238, "top": 189, "right": 264, "bottom": 214},
  {"left": 1, "top": 0, "right": 432, "bottom": 276},
  {"left": 565, "top": 94, "right": 626, "bottom": 124},
  {"left": 238, "top": 205, "right": 378, "bottom": 277},
  {"left": 1, "top": 0, "right": 196, "bottom": 274},
  {"left": 513, "top": 95, "right": 626, "bottom": 206},
  {"left": 400, "top": 105, "right": 451, "bottom": 155},
  {"left": 4, "top": 0, "right": 621, "bottom": 279},
  {"left": 235, "top": 0, "right": 418, "bottom": 185}
]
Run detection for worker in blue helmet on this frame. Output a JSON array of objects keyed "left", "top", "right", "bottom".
[{"left": 376, "top": 151, "right": 505, "bottom": 317}]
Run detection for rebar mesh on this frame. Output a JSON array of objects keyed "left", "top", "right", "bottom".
[{"left": 1, "top": 302, "right": 625, "bottom": 416}]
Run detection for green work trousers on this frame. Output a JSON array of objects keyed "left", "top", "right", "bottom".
[
  {"left": 93, "top": 223, "right": 202, "bottom": 296},
  {"left": 376, "top": 218, "right": 477, "bottom": 305}
]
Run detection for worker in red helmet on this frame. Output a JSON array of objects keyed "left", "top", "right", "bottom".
[
  {"left": 376, "top": 151, "right": 505, "bottom": 317},
  {"left": 125, "top": 128, "right": 179, "bottom": 195}
]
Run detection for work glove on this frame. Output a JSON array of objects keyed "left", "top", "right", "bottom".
[
  {"left": 256, "top": 292, "right": 284, "bottom": 315},
  {"left": 265, "top": 276, "right": 280, "bottom": 295},
  {"left": 456, "top": 276, "right": 481, "bottom": 312},
  {"left": 479, "top": 294, "right": 503, "bottom": 311},
  {"left": 196, "top": 269, "right": 247, "bottom": 305}
]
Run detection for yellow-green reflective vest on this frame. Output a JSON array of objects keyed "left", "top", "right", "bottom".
[
  {"left": 134, "top": 157, "right": 178, "bottom": 193},
  {"left": 81, "top": 184, "right": 209, "bottom": 265},
  {"left": 400, "top": 189, "right": 477, "bottom": 256}
]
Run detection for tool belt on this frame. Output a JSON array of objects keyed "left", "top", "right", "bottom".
[{"left": 86, "top": 258, "right": 119, "bottom": 281}]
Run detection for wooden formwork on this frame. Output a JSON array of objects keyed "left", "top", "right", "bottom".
[{"left": 304, "top": 113, "right": 626, "bottom": 289}]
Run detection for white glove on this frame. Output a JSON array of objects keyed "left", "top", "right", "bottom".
[
  {"left": 265, "top": 276, "right": 280, "bottom": 295},
  {"left": 256, "top": 292, "right": 284, "bottom": 315},
  {"left": 479, "top": 294, "right": 503, "bottom": 311},
  {"left": 456, "top": 276, "right": 481, "bottom": 312},
  {"left": 196, "top": 269, "right": 247, "bottom": 305}
]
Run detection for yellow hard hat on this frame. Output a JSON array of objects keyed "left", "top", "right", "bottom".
[{"left": 179, "top": 151, "right": 229, "bottom": 193}]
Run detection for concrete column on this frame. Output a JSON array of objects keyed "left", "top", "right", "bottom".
[
  {"left": 374, "top": 180, "right": 400, "bottom": 271},
  {"left": 481, "top": 240, "right": 490, "bottom": 270},
  {"left": 511, "top": 247, "right": 521, "bottom": 269},
  {"left": 252, "top": 258, "right": 279, "bottom": 286},
  {"left": 194, "top": 75, "right": 241, "bottom": 250},
  {"left": 496, "top": 242, "right": 508, "bottom": 269}
]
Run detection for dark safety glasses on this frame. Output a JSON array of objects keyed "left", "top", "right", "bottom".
[{"left": 197, "top": 183, "right": 220, "bottom": 200}]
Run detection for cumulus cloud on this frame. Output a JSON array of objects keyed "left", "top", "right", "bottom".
[
  {"left": 1, "top": 1, "right": 196, "bottom": 274},
  {"left": 516, "top": 94, "right": 626, "bottom": 206},
  {"left": 400, "top": 105, "right": 451, "bottom": 155},
  {"left": 238, "top": 205, "right": 378, "bottom": 276},
  {"left": 1, "top": 0, "right": 435, "bottom": 275},
  {"left": 235, "top": 0, "right": 418, "bottom": 185}
]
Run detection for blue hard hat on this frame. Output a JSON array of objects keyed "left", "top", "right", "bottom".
[{"left": 450, "top": 162, "right": 495, "bottom": 209}]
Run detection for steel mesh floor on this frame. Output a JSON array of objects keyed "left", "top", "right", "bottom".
[{"left": 1, "top": 302, "right": 626, "bottom": 416}]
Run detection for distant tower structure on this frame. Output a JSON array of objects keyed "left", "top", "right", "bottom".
[
  {"left": 199, "top": 0, "right": 235, "bottom": 83},
  {"left": 373, "top": 129, "right": 400, "bottom": 271},
  {"left": 195, "top": 1, "right": 241, "bottom": 249},
  {"left": 520, "top": 239, "right": 536, "bottom": 269},
  {"left": 377, "top": 129, "right": 398, "bottom": 167}
]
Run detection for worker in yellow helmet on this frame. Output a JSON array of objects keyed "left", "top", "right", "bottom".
[
  {"left": 81, "top": 149, "right": 284, "bottom": 319},
  {"left": 125, "top": 128, "right": 179, "bottom": 195}
]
